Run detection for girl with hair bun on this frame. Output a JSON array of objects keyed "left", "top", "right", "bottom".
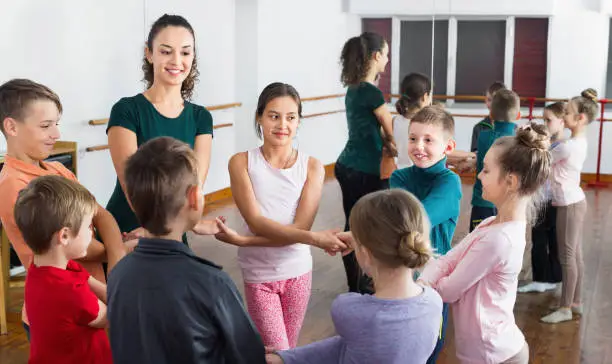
[
  {"left": 266, "top": 189, "right": 443, "bottom": 364},
  {"left": 541, "top": 89, "right": 597, "bottom": 324},
  {"left": 391, "top": 73, "right": 433, "bottom": 170},
  {"left": 419, "top": 123, "right": 553, "bottom": 364}
]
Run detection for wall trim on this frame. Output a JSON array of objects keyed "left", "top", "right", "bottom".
[{"left": 202, "top": 163, "right": 612, "bottom": 208}]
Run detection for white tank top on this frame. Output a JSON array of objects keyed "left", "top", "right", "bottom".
[
  {"left": 393, "top": 115, "right": 413, "bottom": 169},
  {"left": 237, "top": 148, "right": 313, "bottom": 283}
]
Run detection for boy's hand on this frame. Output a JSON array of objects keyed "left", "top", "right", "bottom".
[
  {"left": 214, "top": 218, "right": 245, "bottom": 246},
  {"left": 192, "top": 216, "right": 226, "bottom": 235}
]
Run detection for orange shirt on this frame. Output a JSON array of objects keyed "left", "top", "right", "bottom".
[{"left": 0, "top": 155, "right": 105, "bottom": 323}]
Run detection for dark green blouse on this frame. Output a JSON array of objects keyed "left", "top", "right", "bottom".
[
  {"left": 105, "top": 94, "right": 213, "bottom": 235},
  {"left": 336, "top": 82, "right": 386, "bottom": 176}
]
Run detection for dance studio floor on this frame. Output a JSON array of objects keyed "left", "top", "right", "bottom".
[{"left": 1, "top": 180, "right": 611, "bottom": 363}]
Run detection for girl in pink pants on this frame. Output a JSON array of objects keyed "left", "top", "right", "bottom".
[{"left": 214, "top": 83, "right": 346, "bottom": 350}]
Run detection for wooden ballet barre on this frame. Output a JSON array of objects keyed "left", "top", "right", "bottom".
[
  {"left": 302, "top": 94, "right": 345, "bottom": 102},
  {"left": 302, "top": 110, "right": 346, "bottom": 119},
  {"left": 88, "top": 102, "right": 243, "bottom": 126},
  {"left": 85, "top": 123, "right": 234, "bottom": 152},
  {"left": 207, "top": 102, "right": 242, "bottom": 111}
]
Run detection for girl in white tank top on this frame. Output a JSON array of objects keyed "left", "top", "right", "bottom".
[
  {"left": 214, "top": 83, "right": 347, "bottom": 350},
  {"left": 392, "top": 73, "right": 433, "bottom": 171}
]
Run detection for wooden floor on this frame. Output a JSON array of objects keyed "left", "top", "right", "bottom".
[{"left": 1, "top": 181, "right": 611, "bottom": 363}]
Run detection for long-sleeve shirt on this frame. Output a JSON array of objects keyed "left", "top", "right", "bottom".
[
  {"left": 550, "top": 136, "right": 587, "bottom": 207},
  {"left": 471, "top": 121, "right": 516, "bottom": 208},
  {"left": 278, "top": 287, "right": 442, "bottom": 364},
  {"left": 107, "top": 238, "right": 265, "bottom": 364},
  {"left": 390, "top": 157, "right": 462, "bottom": 256},
  {"left": 470, "top": 116, "right": 493, "bottom": 152},
  {"left": 420, "top": 217, "right": 526, "bottom": 364}
]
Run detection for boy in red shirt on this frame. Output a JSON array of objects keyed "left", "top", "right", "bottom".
[
  {"left": 0, "top": 78, "right": 126, "bottom": 336},
  {"left": 14, "top": 175, "right": 113, "bottom": 364}
]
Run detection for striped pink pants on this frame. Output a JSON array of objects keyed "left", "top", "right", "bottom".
[{"left": 244, "top": 271, "right": 312, "bottom": 350}]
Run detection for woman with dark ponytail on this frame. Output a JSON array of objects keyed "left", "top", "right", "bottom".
[
  {"left": 106, "top": 14, "right": 218, "bottom": 246},
  {"left": 335, "top": 32, "right": 396, "bottom": 294}
]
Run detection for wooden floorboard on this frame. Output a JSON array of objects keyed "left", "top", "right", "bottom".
[{"left": 1, "top": 181, "right": 611, "bottom": 363}]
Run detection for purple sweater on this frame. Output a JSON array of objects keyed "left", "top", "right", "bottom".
[{"left": 279, "top": 286, "right": 442, "bottom": 364}]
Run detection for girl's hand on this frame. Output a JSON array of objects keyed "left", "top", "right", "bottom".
[
  {"left": 311, "top": 229, "right": 347, "bottom": 252},
  {"left": 214, "top": 218, "right": 245, "bottom": 246},
  {"left": 192, "top": 216, "right": 226, "bottom": 235},
  {"left": 327, "top": 231, "right": 355, "bottom": 256},
  {"left": 122, "top": 227, "right": 145, "bottom": 242},
  {"left": 124, "top": 239, "right": 138, "bottom": 253},
  {"left": 265, "top": 353, "right": 284, "bottom": 364}
]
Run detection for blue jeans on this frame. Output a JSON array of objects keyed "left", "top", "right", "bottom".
[{"left": 427, "top": 303, "right": 449, "bottom": 364}]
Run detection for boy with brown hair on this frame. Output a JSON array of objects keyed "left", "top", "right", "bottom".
[
  {"left": 107, "top": 136, "right": 265, "bottom": 364},
  {"left": 0, "top": 78, "right": 125, "bottom": 337},
  {"left": 471, "top": 81, "right": 507, "bottom": 152},
  {"left": 15, "top": 176, "right": 115, "bottom": 364},
  {"left": 389, "top": 106, "right": 461, "bottom": 363},
  {"left": 468, "top": 88, "right": 520, "bottom": 231}
]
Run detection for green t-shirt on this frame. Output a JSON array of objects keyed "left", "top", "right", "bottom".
[
  {"left": 105, "top": 93, "right": 213, "bottom": 235},
  {"left": 471, "top": 120, "right": 516, "bottom": 208},
  {"left": 337, "top": 82, "right": 386, "bottom": 176}
]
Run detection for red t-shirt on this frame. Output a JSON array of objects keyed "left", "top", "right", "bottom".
[{"left": 25, "top": 260, "right": 112, "bottom": 364}]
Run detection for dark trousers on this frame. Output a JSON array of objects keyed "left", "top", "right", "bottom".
[
  {"left": 335, "top": 163, "right": 382, "bottom": 294},
  {"left": 427, "top": 303, "right": 449, "bottom": 364},
  {"left": 531, "top": 202, "right": 562, "bottom": 283},
  {"left": 23, "top": 322, "right": 30, "bottom": 342},
  {"left": 469, "top": 205, "right": 497, "bottom": 232}
]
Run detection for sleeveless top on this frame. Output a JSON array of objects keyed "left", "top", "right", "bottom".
[
  {"left": 393, "top": 114, "right": 413, "bottom": 169},
  {"left": 237, "top": 148, "right": 313, "bottom": 283}
]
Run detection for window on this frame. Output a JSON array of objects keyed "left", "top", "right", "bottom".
[
  {"left": 362, "top": 18, "right": 392, "bottom": 99},
  {"left": 455, "top": 20, "right": 506, "bottom": 97},
  {"left": 513, "top": 18, "right": 549, "bottom": 103},
  {"left": 606, "top": 18, "right": 612, "bottom": 98},
  {"left": 399, "top": 20, "right": 448, "bottom": 95}
]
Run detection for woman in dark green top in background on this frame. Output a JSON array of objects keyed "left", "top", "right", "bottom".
[
  {"left": 107, "top": 14, "right": 219, "bottom": 245},
  {"left": 335, "top": 32, "right": 397, "bottom": 293}
]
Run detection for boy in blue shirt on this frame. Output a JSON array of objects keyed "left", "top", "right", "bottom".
[
  {"left": 468, "top": 89, "right": 520, "bottom": 231},
  {"left": 390, "top": 106, "right": 461, "bottom": 363},
  {"left": 470, "top": 81, "right": 507, "bottom": 152}
]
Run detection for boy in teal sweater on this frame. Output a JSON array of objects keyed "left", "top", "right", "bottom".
[
  {"left": 390, "top": 106, "right": 461, "bottom": 364},
  {"left": 468, "top": 89, "right": 519, "bottom": 231}
]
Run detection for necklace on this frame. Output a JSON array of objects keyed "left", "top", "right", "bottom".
[{"left": 260, "top": 146, "right": 295, "bottom": 169}]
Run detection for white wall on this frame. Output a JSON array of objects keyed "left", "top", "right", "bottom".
[
  {"left": 2, "top": 0, "right": 611, "bottom": 208},
  {"left": 233, "top": 0, "right": 361, "bottom": 164},
  {"left": 348, "top": 0, "right": 556, "bottom": 17},
  {"left": 1, "top": 1, "right": 237, "bottom": 206}
]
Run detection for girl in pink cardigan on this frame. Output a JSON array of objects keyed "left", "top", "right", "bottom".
[{"left": 419, "top": 123, "right": 552, "bottom": 364}]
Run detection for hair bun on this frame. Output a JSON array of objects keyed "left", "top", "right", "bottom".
[
  {"left": 398, "top": 231, "right": 432, "bottom": 269},
  {"left": 517, "top": 123, "right": 550, "bottom": 151},
  {"left": 581, "top": 88, "right": 598, "bottom": 102}
]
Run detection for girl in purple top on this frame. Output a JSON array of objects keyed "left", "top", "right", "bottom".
[{"left": 266, "top": 189, "right": 443, "bottom": 364}]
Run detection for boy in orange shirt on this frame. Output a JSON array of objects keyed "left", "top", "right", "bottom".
[{"left": 0, "top": 78, "right": 126, "bottom": 338}]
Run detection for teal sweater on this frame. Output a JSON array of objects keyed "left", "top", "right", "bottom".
[
  {"left": 390, "top": 158, "right": 462, "bottom": 256},
  {"left": 471, "top": 121, "right": 516, "bottom": 208}
]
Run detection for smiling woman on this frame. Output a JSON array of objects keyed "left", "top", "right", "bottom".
[{"left": 105, "top": 14, "right": 215, "bottom": 246}]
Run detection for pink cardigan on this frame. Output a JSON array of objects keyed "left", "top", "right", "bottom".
[{"left": 420, "top": 217, "right": 527, "bottom": 364}]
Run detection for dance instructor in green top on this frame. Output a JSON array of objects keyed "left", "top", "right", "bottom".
[{"left": 106, "top": 14, "right": 219, "bottom": 245}]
